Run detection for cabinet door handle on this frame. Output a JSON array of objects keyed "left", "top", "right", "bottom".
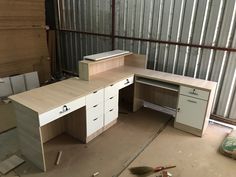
[
  {"left": 109, "top": 109, "right": 114, "bottom": 112},
  {"left": 93, "top": 104, "right": 98, "bottom": 108},
  {"left": 93, "top": 90, "right": 98, "bottom": 94},
  {"left": 109, "top": 96, "right": 114, "bottom": 100},
  {"left": 187, "top": 100, "right": 197, "bottom": 104},
  {"left": 93, "top": 118, "right": 98, "bottom": 121},
  {"left": 60, "top": 105, "right": 70, "bottom": 114},
  {"left": 189, "top": 89, "right": 198, "bottom": 95}
]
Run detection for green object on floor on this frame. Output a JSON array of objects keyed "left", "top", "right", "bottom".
[{"left": 220, "top": 129, "right": 236, "bottom": 159}]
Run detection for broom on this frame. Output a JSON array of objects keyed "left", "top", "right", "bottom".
[{"left": 129, "top": 165, "right": 176, "bottom": 175}]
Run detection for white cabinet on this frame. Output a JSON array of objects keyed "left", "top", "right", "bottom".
[
  {"left": 85, "top": 88, "right": 104, "bottom": 137},
  {"left": 104, "top": 85, "right": 119, "bottom": 126},
  {"left": 176, "top": 95, "right": 207, "bottom": 129},
  {"left": 175, "top": 86, "right": 210, "bottom": 135},
  {"left": 104, "top": 82, "right": 119, "bottom": 100}
]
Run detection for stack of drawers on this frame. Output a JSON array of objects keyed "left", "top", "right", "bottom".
[
  {"left": 85, "top": 89, "right": 104, "bottom": 137},
  {"left": 104, "top": 83, "right": 119, "bottom": 126},
  {"left": 84, "top": 75, "right": 134, "bottom": 139}
]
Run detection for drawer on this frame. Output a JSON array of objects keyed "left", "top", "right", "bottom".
[
  {"left": 104, "top": 107, "right": 118, "bottom": 126},
  {"left": 104, "top": 82, "right": 119, "bottom": 101},
  {"left": 39, "top": 97, "right": 86, "bottom": 127},
  {"left": 86, "top": 88, "right": 104, "bottom": 108},
  {"left": 105, "top": 95, "right": 118, "bottom": 113},
  {"left": 86, "top": 102, "right": 103, "bottom": 121},
  {"left": 118, "top": 76, "right": 134, "bottom": 90},
  {"left": 87, "top": 114, "right": 103, "bottom": 136},
  {"left": 180, "top": 86, "right": 209, "bottom": 100}
]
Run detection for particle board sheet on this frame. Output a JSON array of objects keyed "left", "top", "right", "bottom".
[
  {"left": 24, "top": 72, "right": 40, "bottom": 90},
  {"left": 0, "top": 155, "right": 24, "bottom": 174},
  {"left": 10, "top": 75, "right": 26, "bottom": 94},
  {"left": 0, "top": 0, "right": 45, "bottom": 28},
  {"left": 84, "top": 50, "right": 130, "bottom": 61},
  {"left": 0, "top": 77, "right": 13, "bottom": 97}
]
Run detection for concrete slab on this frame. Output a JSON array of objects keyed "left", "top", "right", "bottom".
[{"left": 119, "top": 123, "right": 235, "bottom": 177}]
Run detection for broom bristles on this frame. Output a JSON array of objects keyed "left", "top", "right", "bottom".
[{"left": 129, "top": 166, "right": 154, "bottom": 175}]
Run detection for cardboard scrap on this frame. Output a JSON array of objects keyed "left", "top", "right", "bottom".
[{"left": 0, "top": 155, "right": 24, "bottom": 174}]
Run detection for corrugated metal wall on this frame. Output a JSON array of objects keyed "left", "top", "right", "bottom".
[{"left": 56, "top": 0, "right": 236, "bottom": 120}]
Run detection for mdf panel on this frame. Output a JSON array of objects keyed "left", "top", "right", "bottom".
[
  {"left": 135, "top": 83, "right": 178, "bottom": 109},
  {"left": 79, "top": 56, "right": 125, "bottom": 80},
  {"left": 65, "top": 107, "right": 87, "bottom": 143},
  {"left": 41, "top": 117, "right": 66, "bottom": 143},
  {"left": 12, "top": 102, "right": 46, "bottom": 171},
  {"left": 0, "top": 103, "right": 16, "bottom": 133},
  {"left": 124, "top": 54, "right": 146, "bottom": 68}
]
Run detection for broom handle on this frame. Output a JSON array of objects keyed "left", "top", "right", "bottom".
[{"left": 154, "top": 165, "right": 176, "bottom": 172}]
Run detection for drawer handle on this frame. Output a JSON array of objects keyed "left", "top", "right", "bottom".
[
  {"left": 124, "top": 79, "right": 130, "bottom": 85},
  {"left": 60, "top": 105, "right": 70, "bottom": 114},
  {"left": 177, "top": 108, "right": 180, "bottom": 112},
  {"left": 110, "top": 84, "right": 114, "bottom": 87},
  {"left": 93, "top": 118, "right": 98, "bottom": 121},
  {"left": 109, "top": 109, "right": 114, "bottom": 112},
  {"left": 109, "top": 96, "right": 114, "bottom": 100},
  {"left": 93, "top": 104, "right": 98, "bottom": 108},
  {"left": 93, "top": 90, "right": 98, "bottom": 94},
  {"left": 189, "top": 89, "right": 198, "bottom": 95},
  {"left": 187, "top": 100, "right": 197, "bottom": 104}
]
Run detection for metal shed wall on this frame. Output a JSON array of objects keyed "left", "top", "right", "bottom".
[{"left": 55, "top": 0, "right": 236, "bottom": 120}]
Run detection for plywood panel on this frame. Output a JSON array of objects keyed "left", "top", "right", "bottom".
[
  {"left": 12, "top": 102, "right": 46, "bottom": 171},
  {"left": 0, "top": 29, "right": 50, "bottom": 83},
  {"left": 0, "top": 0, "right": 45, "bottom": 28}
]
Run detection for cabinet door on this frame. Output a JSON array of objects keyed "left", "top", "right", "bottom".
[{"left": 176, "top": 95, "right": 207, "bottom": 129}]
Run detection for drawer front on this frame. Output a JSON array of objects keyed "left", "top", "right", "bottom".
[
  {"left": 39, "top": 97, "right": 86, "bottom": 127},
  {"left": 180, "top": 86, "right": 209, "bottom": 100},
  {"left": 86, "top": 88, "right": 104, "bottom": 109},
  {"left": 104, "top": 107, "right": 118, "bottom": 126},
  {"left": 176, "top": 95, "right": 207, "bottom": 129},
  {"left": 86, "top": 102, "right": 103, "bottom": 121},
  {"left": 104, "top": 83, "right": 119, "bottom": 101},
  {"left": 87, "top": 114, "right": 103, "bottom": 136},
  {"left": 118, "top": 76, "right": 134, "bottom": 90},
  {"left": 105, "top": 95, "right": 118, "bottom": 113}
]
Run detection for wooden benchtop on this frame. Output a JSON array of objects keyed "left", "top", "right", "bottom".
[
  {"left": 9, "top": 65, "right": 217, "bottom": 114},
  {"left": 101, "top": 66, "right": 217, "bottom": 91},
  {"left": 9, "top": 78, "right": 105, "bottom": 114}
]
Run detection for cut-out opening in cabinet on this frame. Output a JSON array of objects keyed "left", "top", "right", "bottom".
[
  {"left": 134, "top": 81, "right": 179, "bottom": 112},
  {"left": 41, "top": 107, "right": 86, "bottom": 144}
]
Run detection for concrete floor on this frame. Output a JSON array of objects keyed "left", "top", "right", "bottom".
[{"left": 0, "top": 107, "right": 235, "bottom": 177}]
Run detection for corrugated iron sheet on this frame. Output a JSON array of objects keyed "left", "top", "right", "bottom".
[{"left": 56, "top": 0, "right": 236, "bottom": 120}]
